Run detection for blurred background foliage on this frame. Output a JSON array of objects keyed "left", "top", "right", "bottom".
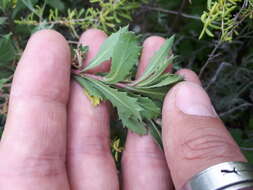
[{"left": 0, "top": 0, "right": 253, "bottom": 163}]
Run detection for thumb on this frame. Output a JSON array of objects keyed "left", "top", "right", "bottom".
[{"left": 162, "top": 69, "right": 246, "bottom": 190}]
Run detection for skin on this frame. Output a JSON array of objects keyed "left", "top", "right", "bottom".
[{"left": 0, "top": 29, "right": 247, "bottom": 190}]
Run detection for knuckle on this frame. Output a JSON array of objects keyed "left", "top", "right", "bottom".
[
  {"left": 0, "top": 153, "right": 65, "bottom": 178},
  {"left": 180, "top": 127, "right": 241, "bottom": 161},
  {"left": 122, "top": 146, "right": 164, "bottom": 162},
  {"left": 67, "top": 135, "right": 110, "bottom": 157}
]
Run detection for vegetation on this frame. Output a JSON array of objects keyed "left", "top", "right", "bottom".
[{"left": 0, "top": 0, "right": 252, "bottom": 162}]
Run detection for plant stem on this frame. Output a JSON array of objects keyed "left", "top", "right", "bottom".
[
  {"left": 72, "top": 71, "right": 132, "bottom": 89},
  {"left": 144, "top": 6, "right": 200, "bottom": 21}
]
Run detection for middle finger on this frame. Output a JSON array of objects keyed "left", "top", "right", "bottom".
[{"left": 121, "top": 36, "right": 174, "bottom": 190}]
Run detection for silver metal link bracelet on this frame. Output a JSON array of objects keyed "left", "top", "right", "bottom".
[{"left": 181, "top": 162, "right": 253, "bottom": 190}]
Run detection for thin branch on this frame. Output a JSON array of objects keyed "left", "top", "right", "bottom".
[
  {"left": 199, "top": 40, "right": 222, "bottom": 78},
  {"left": 220, "top": 103, "right": 253, "bottom": 117},
  {"left": 144, "top": 6, "right": 201, "bottom": 21},
  {"left": 205, "top": 62, "right": 231, "bottom": 90},
  {"left": 72, "top": 72, "right": 132, "bottom": 89},
  {"left": 240, "top": 147, "right": 253, "bottom": 151}
]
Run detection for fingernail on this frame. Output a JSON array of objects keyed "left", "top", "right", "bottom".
[{"left": 175, "top": 82, "right": 217, "bottom": 117}]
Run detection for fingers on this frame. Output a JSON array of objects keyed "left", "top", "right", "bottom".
[
  {"left": 176, "top": 69, "right": 201, "bottom": 86},
  {"left": 162, "top": 69, "right": 246, "bottom": 190},
  {"left": 121, "top": 36, "right": 173, "bottom": 190},
  {"left": 67, "top": 29, "right": 119, "bottom": 190},
  {"left": 0, "top": 30, "right": 70, "bottom": 189}
]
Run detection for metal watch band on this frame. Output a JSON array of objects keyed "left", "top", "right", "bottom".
[{"left": 181, "top": 162, "right": 253, "bottom": 190}]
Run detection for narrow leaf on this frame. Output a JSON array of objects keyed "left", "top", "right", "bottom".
[
  {"left": 119, "top": 114, "right": 147, "bottom": 135},
  {"left": 138, "top": 74, "right": 182, "bottom": 89},
  {"left": 147, "top": 120, "right": 163, "bottom": 148},
  {"left": 82, "top": 26, "right": 128, "bottom": 72},
  {"left": 137, "top": 35, "right": 175, "bottom": 83},
  {"left": 130, "top": 94, "right": 161, "bottom": 119},
  {"left": 105, "top": 32, "right": 141, "bottom": 83},
  {"left": 125, "top": 85, "right": 169, "bottom": 100},
  {"left": 74, "top": 76, "right": 104, "bottom": 106},
  {"left": 21, "top": 0, "right": 36, "bottom": 13},
  {"left": 85, "top": 77, "right": 143, "bottom": 120},
  {"left": 136, "top": 56, "right": 175, "bottom": 87}
]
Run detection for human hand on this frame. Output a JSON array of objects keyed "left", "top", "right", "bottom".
[{"left": 0, "top": 29, "right": 246, "bottom": 190}]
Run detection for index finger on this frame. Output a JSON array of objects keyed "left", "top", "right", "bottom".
[{"left": 0, "top": 30, "right": 70, "bottom": 189}]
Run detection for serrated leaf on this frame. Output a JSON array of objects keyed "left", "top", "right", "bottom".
[
  {"left": 119, "top": 114, "right": 147, "bottom": 135},
  {"left": 130, "top": 94, "right": 161, "bottom": 119},
  {"left": 74, "top": 76, "right": 104, "bottom": 106},
  {"left": 105, "top": 32, "right": 141, "bottom": 83},
  {"left": 137, "top": 35, "right": 175, "bottom": 83},
  {"left": 85, "top": 77, "right": 143, "bottom": 120},
  {"left": 82, "top": 26, "right": 129, "bottom": 72},
  {"left": 74, "top": 75, "right": 104, "bottom": 100}
]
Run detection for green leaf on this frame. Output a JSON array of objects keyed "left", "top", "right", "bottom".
[
  {"left": 127, "top": 86, "right": 169, "bottom": 100},
  {"left": 74, "top": 76, "right": 104, "bottom": 100},
  {"left": 0, "top": 34, "right": 16, "bottom": 64},
  {"left": 85, "top": 77, "right": 143, "bottom": 121},
  {"left": 139, "top": 74, "right": 183, "bottom": 88},
  {"left": 230, "top": 128, "right": 244, "bottom": 145},
  {"left": 12, "top": 0, "right": 38, "bottom": 18},
  {"left": 0, "top": 17, "right": 7, "bottom": 25},
  {"left": 243, "top": 151, "right": 253, "bottom": 164},
  {"left": 147, "top": 120, "right": 163, "bottom": 148},
  {"left": 130, "top": 94, "right": 161, "bottom": 119},
  {"left": 84, "top": 76, "right": 147, "bottom": 134},
  {"left": 137, "top": 35, "right": 175, "bottom": 83},
  {"left": 105, "top": 32, "right": 141, "bottom": 83},
  {"left": 46, "top": 0, "right": 65, "bottom": 11},
  {"left": 0, "top": 0, "right": 11, "bottom": 10},
  {"left": 82, "top": 26, "right": 129, "bottom": 72},
  {"left": 0, "top": 78, "right": 8, "bottom": 89},
  {"left": 136, "top": 56, "right": 175, "bottom": 87},
  {"left": 21, "top": 0, "right": 36, "bottom": 13},
  {"left": 119, "top": 115, "right": 147, "bottom": 135}
]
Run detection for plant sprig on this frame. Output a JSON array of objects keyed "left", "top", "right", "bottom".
[
  {"left": 199, "top": 0, "right": 253, "bottom": 42},
  {"left": 73, "top": 26, "right": 182, "bottom": 147}
]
